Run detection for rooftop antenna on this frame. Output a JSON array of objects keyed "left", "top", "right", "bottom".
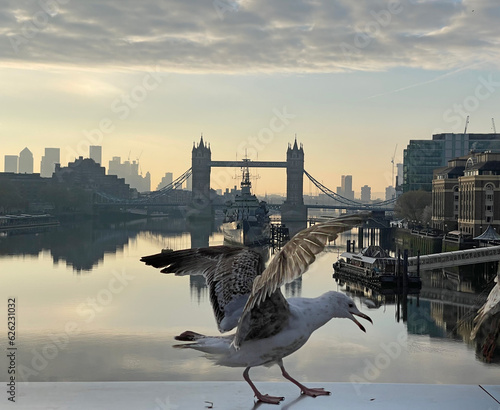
[{"left": 464, "top": 115, "right": 470, "bottom": 134}]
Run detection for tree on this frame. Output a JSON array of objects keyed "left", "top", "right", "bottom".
[
  {"left": 0, "top": 180, "right": 25, "bottom": 213},
  {"left": 394, "top": 190, "right": 432, "bottom": 226},
  {"left": 39, "top": 183, "right": 90, "bottom": 213}
]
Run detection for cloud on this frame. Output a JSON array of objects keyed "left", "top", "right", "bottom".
[{"left": 1, "top": 0, "right": 499, "bottom": 73}]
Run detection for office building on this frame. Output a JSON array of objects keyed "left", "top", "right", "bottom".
[
  {"left": 432, "top": 151, "right": 500, "bottom": 237},
  {"left": 157, "top": 172, "right": 173, "bottom": 190},
  {"left": 4, "top": 155, "right": 18, "bottom": 173},
  {"left": 385, "top": 186, "right": 396, "bottom": 201},
  {"left": 89, "top": 146, "right": 102, "bottom": 165},
  {"left": 108, "top": 156, "right": 151, "bottom": 192},
  {"left": 403, "top": 133, "right": 500, "bottom": 192},
  {"left": 360, "top": 185, "right": 371, "bottom": 202},
  {"left": 40, "top": 148, "right": 61, "bottom": 178},
  {"left": 337, "top": 175, "right": 354, "bottom": 200},
  {"left": 19, "top": 147, "right": 33, "bottom": 174}
]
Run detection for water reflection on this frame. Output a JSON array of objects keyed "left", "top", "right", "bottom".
[
  {"left": 0, "top": 216, "right": 217, "bottom": 272},
  {"left": 0, "top": 222, "right": 130, "bottom": 271},
  {"left": 335, "top": 259, "right": 499, "bottom": 364}
]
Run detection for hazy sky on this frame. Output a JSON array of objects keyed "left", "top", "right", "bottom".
[{"left": 1, "top": 0, "right": 500, "bottom": 195}]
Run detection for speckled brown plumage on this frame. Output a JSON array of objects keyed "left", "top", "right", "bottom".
[{"left": 141, "top": 245, "right": 265, "bottom": 332}]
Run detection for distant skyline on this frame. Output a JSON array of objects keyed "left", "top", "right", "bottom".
[{"left": 1, "top": 0, "right": 500, "bottom": 194}]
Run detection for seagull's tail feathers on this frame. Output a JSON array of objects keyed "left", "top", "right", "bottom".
[
  {"left": 174, "top": 330, "right": 205, "bottom": 341},
  {"left": 173, "top": 331, "right": 232, "bottom": 355}
]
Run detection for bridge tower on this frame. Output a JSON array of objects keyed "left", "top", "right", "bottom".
[
  {"left": 282, "top": 138, "right": 307, "bottom": 221},
  {"left": 190, "top": 136, "right": 212, "bottom": 218}
]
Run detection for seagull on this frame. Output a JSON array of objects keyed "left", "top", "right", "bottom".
[
  {"left": 141, "top": 212, "right": 372, "bottom": 404},
  {"left": 471, "top": 267, "right": 500, "bottom": 362}
]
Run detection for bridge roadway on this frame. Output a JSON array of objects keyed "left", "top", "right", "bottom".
[
  {"left": 210, "top": 160, "right": 287, "bottom": 168},
  {"left": 306, "top": 204, "right": 393, "bottom": 211},
  {"left": 407, "top": 245, "right": 500, "bottom": 273},
  {"left": 94, "top": 199, "right": 394, "bottom": 212}
]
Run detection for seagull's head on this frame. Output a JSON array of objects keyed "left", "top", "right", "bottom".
[{"left": 332, "top": 292, "right": 373, "bottom": 332}]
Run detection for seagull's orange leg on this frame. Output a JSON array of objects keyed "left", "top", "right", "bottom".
[
  {"left": 243, "top": 367, "right": 284, "bottom": 405},
  {"left": 279, "top": 361, "right": 331, "bottom": 397}
]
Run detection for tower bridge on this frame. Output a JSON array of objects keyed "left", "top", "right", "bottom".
[
  {"left": 94, "top": 137, "right": 396, "bottom": 218},
  {"left": 191, "top": 136, "right": 306, "bottom": 220}
]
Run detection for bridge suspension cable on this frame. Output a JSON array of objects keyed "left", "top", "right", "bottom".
[
  {"left": 94, "top": 168, "right": 193, "bottom": 204},
  {"left": 145, "top": 168, "right": 193, "bottom": 199},
  {"left": 304, "top": 170, "right": 397, "bottom": 208}
]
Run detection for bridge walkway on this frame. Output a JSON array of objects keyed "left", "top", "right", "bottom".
[{"left": 407, "top": 245, "right": 500, "bottom": 272}]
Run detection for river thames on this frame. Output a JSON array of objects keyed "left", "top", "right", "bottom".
[{"left": 0, "top": 217, "right": 499, "bottom": 386}]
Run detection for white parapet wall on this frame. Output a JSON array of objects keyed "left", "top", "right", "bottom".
[{"left": 8, "top": 382, "right": 500, "bottom": 410}]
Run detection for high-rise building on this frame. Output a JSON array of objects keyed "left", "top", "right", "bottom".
[
  {"left": 156, "top": 172, "right": 173, "bottom": 190},
  {"left": 108, "top": 156, "right": 150, "bottom": 192},
  {"left": 403, "top": 133, "right": 500, "bottom": 192},
  {"left": 360, "top": 185, "right": 371, "bottom": 202},
  {"left": 108, "top": 157, "right": 122, "bottom": 175},
  {"left": 40, "top": 148, "right": 60, "bottom": 178},
  {"left": 385, "top": 186, "right": 396, "bottom": 201},
  {"left": 339, "top": 175, "right": 354, "bottom": 200},
  {"left": 4, "top": 155, "right": 18, "bottom": 173},
  {"left": 19, "top": 147, "right": 33, "bottom": 174},
  {"left": 89, "top": 146, "right": 102, "bottom": 165}
]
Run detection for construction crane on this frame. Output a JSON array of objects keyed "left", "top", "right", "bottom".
[
  {"left": 391, "top": 144, "right": 398, "bottom": 187},
  {"left": 492, "top": 118, "right": 497, "bottom": 134},
  {"left": 136, "top": 150, "right": 143, "bottom": 175},
  {"left": 464, "top": 115, "right": 470, "bottom": 134}
]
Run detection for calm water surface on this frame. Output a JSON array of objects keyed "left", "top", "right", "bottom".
[{"left": 0, "top": 217, "right": 499, "bottom": 385}]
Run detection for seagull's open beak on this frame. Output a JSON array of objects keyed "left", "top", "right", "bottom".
[{"left": 351, "top": 311, "right": 373, "bottom": 333}]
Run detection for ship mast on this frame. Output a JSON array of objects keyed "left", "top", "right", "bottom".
[{"left": 240, "top": 157, "right": 252, "bottom": 195}]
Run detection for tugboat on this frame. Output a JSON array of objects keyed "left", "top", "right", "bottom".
[{"left": 221, "top": 159, "right": 270, "bottom": 246}]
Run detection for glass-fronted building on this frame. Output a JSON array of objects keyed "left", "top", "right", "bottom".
[{"left": 403, "top": 133, "right": 500, "bottom": 192}]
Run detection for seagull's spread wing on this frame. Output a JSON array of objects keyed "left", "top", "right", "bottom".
[
  {"left": 234, "top": 212, "right": 369, "bottom": 347},
  {"left": 141, "top": 246, "right": 264, "bottom": 333}
]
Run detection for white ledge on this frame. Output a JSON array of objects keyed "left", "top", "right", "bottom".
[{"left": 9, "top": 382, "right": 500, "bottom": 409}]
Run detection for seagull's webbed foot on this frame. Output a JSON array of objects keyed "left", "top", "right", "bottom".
[
  {"left": 244, "top": 367, "right": 285, "bottom": 405},
  {"left": 279, "top": 362, "right": 331, "bottom": 398},
  {"left": 255, "top": 393, "right": 285, "bottom": 405},
  {"left": 299, "top": 386, "right": 331, "bottom": 397}
]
